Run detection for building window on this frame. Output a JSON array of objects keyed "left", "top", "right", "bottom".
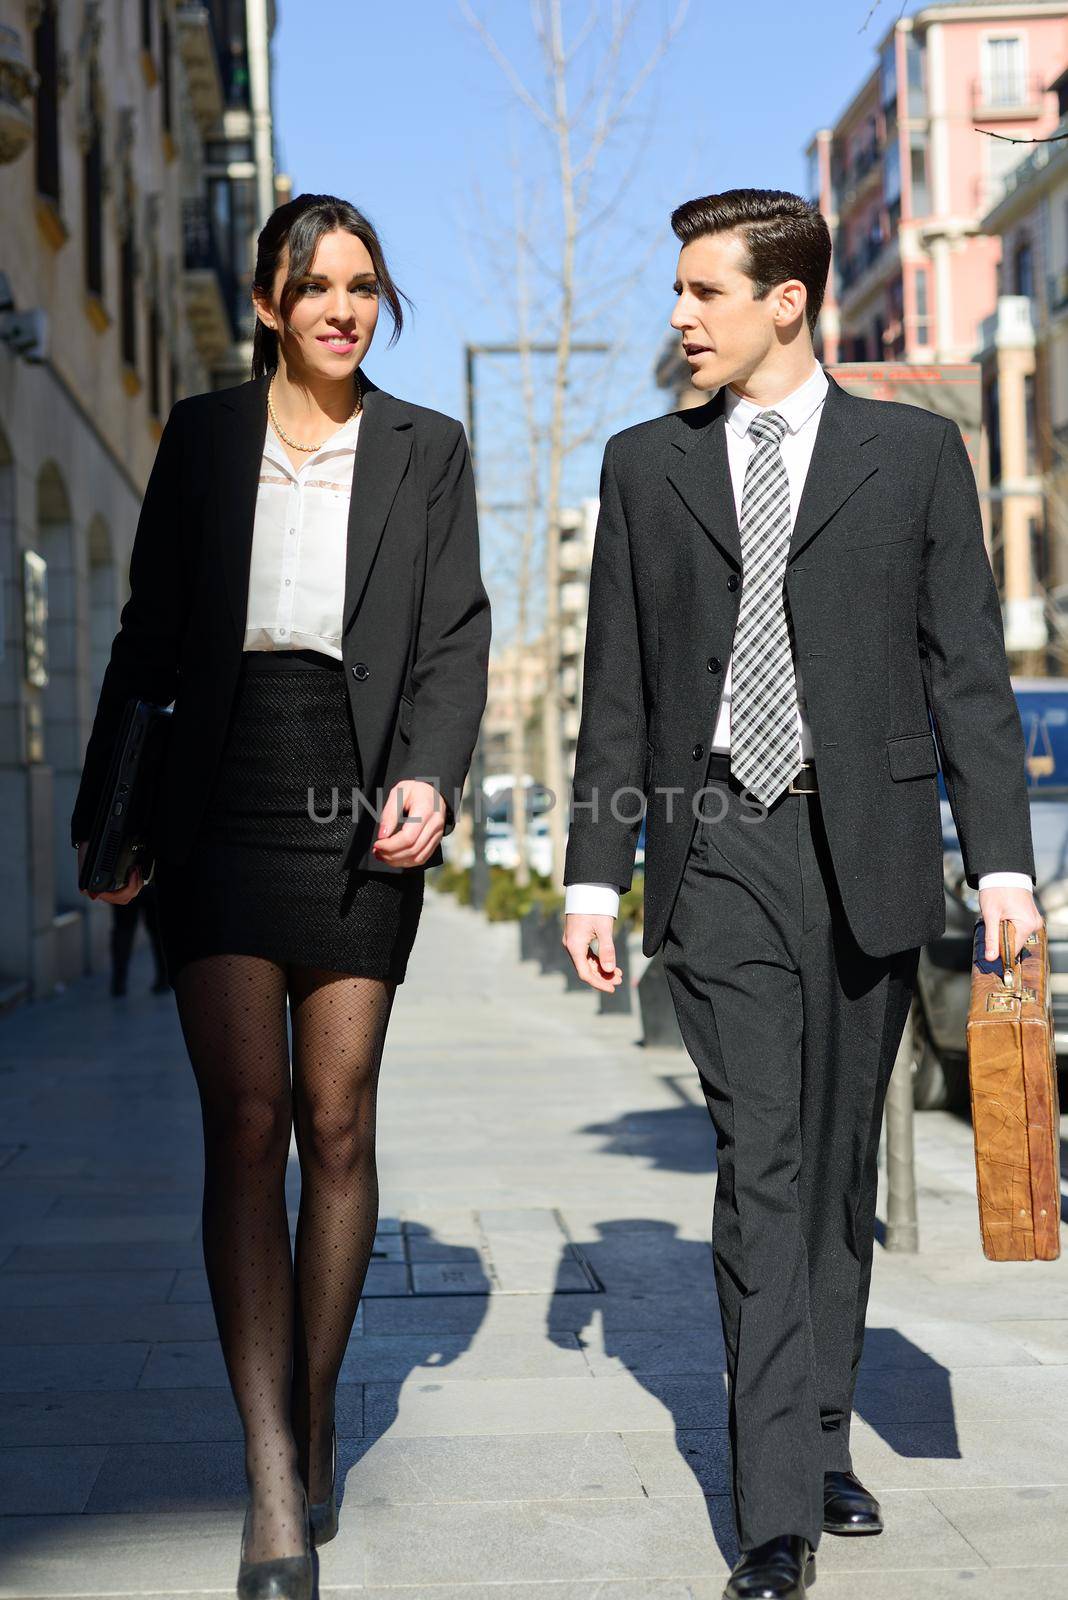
[
  {"left": 120, "top": 204, "right": 138, "bottom": 372},
  {"left": 1025, "top": 372, "right": 1037, "bottom": 475},
  {"left": 983, "top": 35, "right": 1025, "bottom": 108},
  {"left": 83, "top": 61, "right": 104, "bottom": 298},
  {"left": 148, "top": 298, "right": 162, "bottom": 419},
  {"left": 1029, "top": 513, "right": 1048, "bottom": 590},
  {"left": 161, "top": 13, "right": 174, "bottom": 138},
  {"left": 33, "top": 2, "right": 60, "bottom": 205},
  {"left": 906, "top": 32, "right": 926, "bottom": 116},
  {"left": 909, "top": 135, "right": 929, "bottom": 216},
  {"left": 987, "top": 136, "right": 1026, "bottom": 208},
  {"left": 880, "top": 36, "right": 898, "bottom": 111},
  {"left": 1015, "top": 237, "right": 1035, "bottom": 299},
  {"left": 209, "top": 0, "right": 252, "bottom": 108},
  {"left": 208, "top": 171, "right": 258, "bottom": 340},
  {"left": 883, "top": 137, "right": 901, "bottom": 207},
  {"left": 985, "top": 375, "right": 1002, "bottom": 486},
  {"left": 141, "top": 0, "right": 155, "bottom": 54},
  {"left": 915, "top": 266, "right": 930, "bottom": 344},
  {"left": 806, "top": 145, "right": 820, "bottom": 205}
]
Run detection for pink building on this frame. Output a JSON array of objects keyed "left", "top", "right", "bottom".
[{"left": 807, "top": 0, "right": 1068, "bottom": 366}]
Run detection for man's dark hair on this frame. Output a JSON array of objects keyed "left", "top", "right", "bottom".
[{"left": 670, "top": 188, "right": 831, "bottom": 335}]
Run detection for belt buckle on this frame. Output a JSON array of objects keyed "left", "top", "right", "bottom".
[{"left": 788, "top": 761, "right": 817, "bottom": 795}]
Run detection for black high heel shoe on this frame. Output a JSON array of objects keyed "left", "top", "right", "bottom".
[
  {"left": 236, "top": 1483, "right": 313, "bottom": 1599},
  {"left": 308, "top": 1422, "right": 339, "bottom": 1546}
]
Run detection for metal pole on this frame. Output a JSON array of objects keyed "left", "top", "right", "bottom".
[
  {"left": 464, "top": 346, "right": 490, "bottom": 910},
  {"left": 462, "top": 341, "right": 609, "bottom": 905},
  {"left": 884, "top": 1002, "right": 919, "bottom": 1252}
]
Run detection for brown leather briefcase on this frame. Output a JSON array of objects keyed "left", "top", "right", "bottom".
[{"left": 966, "top": 916, "right": 1061, "bottom": 1261}]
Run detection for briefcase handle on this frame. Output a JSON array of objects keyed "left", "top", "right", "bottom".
[{"left": 999, "top": 917, "right": 1018, "bottom": 992}]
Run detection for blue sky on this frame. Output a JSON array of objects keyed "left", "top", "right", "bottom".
[{"left": 271, "top": 0, "right": 896, "bottom": 542}]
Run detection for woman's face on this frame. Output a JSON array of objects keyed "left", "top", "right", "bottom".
[{"left": 254, "top": 228, "right": 380, "bottom": 380}]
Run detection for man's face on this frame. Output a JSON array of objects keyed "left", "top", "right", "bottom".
[{"left": 670, "top": 229, "right": 794, "bottom": 392}]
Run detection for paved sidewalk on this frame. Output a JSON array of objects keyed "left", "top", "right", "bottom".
[{"left": 0, "top": 887, "right": 1066, "bottom": 1599}]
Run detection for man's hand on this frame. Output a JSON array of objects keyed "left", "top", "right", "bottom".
[
  {"left": 372, "top": 780, "right": 446, "bottom": 868},
  {"left": 979, "top": 885, "right": 1043, "bottom": 961},
  {"left": 563, "top": 912, "right": 624, "bottom": 994}
]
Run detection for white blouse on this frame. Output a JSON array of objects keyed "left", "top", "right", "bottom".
[{"left": 242, "top": 410, "right": 362, "bottom": 659}]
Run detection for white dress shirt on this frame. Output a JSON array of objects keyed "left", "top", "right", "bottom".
[
  {"left": 243, "top": 411, "right": 361, "bottom": 658},
  {"left": 565, "top": 363, "right": 1030, "bottom": 919}
]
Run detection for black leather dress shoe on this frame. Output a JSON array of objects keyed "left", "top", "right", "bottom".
[
  {"left": 723, "top": 1534, "right": 814, "bottom": 1599},
  {"left": 823, "top": 1468, "right": 883, "bottom": 1534},
  {"left": 308, "top": 1422, "right": 338, "bottom": 1546},
  {"left": 236, "top": 1487, "right": 312, "bottom": 1599}
]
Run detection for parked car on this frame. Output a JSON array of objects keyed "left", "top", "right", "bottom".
[
  {"left": 912, "top": 676, "right": 1068, "bottom": 1109},
  {"left": 483, "top": 782, "right": 554, "bottom": 877}
]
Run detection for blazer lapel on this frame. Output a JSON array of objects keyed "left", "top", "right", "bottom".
[
  {"left": 787, "top": 372, "right": 880, "bottom": 563},
  {"left": 341, "top": 379, "right": 413, "bottom": 636},
  {"left": 666, "top": 391, "right": 741, "bottom": 567},
  {"left": 664, "top": 370, "right": 881, "bottom": 567},
  {"left": 213, "top": 369, "right": 413, "bottom": 643}
]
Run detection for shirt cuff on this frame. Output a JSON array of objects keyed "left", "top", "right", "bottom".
[
  {"left": 977, "top": 871, "right": 1034, "bottom": 891},
  {"left": 564, "top": 882, "right": 621, "bottom": 919}
]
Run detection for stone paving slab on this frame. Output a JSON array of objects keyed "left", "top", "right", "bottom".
[{"left": 0, "top": 888, "right": 1065, "bottom": 1597}]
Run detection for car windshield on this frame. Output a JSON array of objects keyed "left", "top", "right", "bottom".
[
  {"left": 937, "top": 687, "right": 1068, "bottom": 804},
  {"left": 485, "top": 785, "right": 553, "bottom": 825}
]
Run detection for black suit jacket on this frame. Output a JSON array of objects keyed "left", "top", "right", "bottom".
[
  {"left": 70, "top": 369, "right": 492, "bottom": 876},
  {"left": 563, "top": 370, "right": 1036, "bottom": 960}
]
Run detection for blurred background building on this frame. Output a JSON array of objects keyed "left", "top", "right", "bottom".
[{"left": 0, "top": 0, "right": 284, "bottom": 1004}]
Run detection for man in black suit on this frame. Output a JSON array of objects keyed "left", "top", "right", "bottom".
[{"left": 562, "top": 189, "right": 1041, "bottom": 1600}]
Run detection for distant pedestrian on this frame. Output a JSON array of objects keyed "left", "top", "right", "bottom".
[{"left": 108, "top": 877, "right": 169, "bottom": 996}]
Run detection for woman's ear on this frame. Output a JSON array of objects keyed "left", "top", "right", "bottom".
[{"left": 251, "top": 291, "right": 277, "bottom": 333}]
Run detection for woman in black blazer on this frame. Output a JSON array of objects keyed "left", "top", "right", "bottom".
[{"left": 71, "top": 194, "right": 491, "bottom": 1596}]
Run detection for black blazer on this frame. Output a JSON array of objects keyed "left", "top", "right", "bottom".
[
  {"left": 563, "top": 370, "right": 1036, "bottom": 960},
  {"left": 70, "top": 369, "right": 492, "bottom": 876}
]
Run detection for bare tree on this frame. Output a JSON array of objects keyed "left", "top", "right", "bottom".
[{"left": 460, "top": 0, "right": 691, "bottom": 891}]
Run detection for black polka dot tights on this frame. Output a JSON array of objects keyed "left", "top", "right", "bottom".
[{"left": 173, "top": 954, "right": 396, "bottom": 1562}]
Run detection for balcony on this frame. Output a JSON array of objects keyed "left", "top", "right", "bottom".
[
  {"left": 971, "top": 71, "right": 1046, "bottom": 122},
  {"left": 558, "top": 538, "right": 589, "bottom": 576},
  {"left": 838, "top": 140, "right": 883, "bottom": 211},
  {"left": 977, "top": 295, "right": 1035, "bottom": 356},
  {"left": 182, "top": 196, "right": 235, "bottom": 365},
  {"left": 560, "top": 581, "right": 588, "bottom": 618},
  {"left": 838, "top": 231, "right": 891, "bottom": 295},
  {"left": 175, "top": 2, "right": 225, "bottom": 133}
]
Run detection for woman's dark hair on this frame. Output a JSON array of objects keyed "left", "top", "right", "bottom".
[
  {"left": 251, "top": 193, "right": 414, "bottom": 378},
  {"left": 670, "top": 188, "right": 831, "bottom": 335}
]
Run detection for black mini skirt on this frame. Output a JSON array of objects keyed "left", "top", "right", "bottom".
[{"left": 154, "top": 648, "right": 424, "bottom": 985}]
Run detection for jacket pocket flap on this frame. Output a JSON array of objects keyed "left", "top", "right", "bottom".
[{"left": 886, "top": 731, "right": 939, "bottom": 780}]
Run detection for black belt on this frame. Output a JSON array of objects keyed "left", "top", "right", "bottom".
[{"left": 705, "top": 751, "right": 818, "bottom": 795}]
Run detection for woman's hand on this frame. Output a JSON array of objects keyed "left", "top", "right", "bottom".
[
  {"left": 371, "top": 781, "right": 446, "bottom": 867},
  {"left": 75, "top": 841, "right": 144, "bottom": 904}
]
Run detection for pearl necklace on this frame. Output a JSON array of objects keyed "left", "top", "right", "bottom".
[{"left": 267, "top": 371, "right": 363, "bottom": 452}]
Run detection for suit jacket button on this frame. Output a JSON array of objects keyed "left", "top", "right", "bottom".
[
  {"left": 707, "top": 656, "right": 721, "bottom": 673},
  {"left": 726, "top": 573, "right": 740, "bottom": 592},
  {"left": 351, "top": 662, "right": 370, "bottom": 680},
  {"left": 692, "top": 743, "right": 704, "bottom": 760}
]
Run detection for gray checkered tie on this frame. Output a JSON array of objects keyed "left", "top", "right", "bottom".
[{"left": 729, "top": 410, "right": 804, "bottom": 805}]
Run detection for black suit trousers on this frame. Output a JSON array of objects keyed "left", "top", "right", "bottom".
[{"left": 660, "top": 759, "right": 919, "bottom": 1551}]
